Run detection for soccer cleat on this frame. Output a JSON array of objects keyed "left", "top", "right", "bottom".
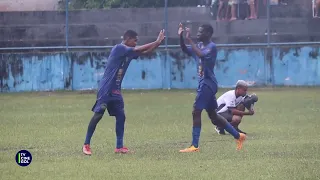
[
  {"left": 83, "top": 144, "right": 92, "bottom": 155},
  {"left": 215, "top": 126, "right": 226, "bottom": 135},
  {"left": 115, "top": 147, "right": 130, "bottom": 154},
  {"left": 236, "top": 128, "right": 247, "bottom": 135},
  {"left": 179, "top": 145, "right": 200, "bottom": 153},
  {"left": 236, "top": 133, "right": 246, "bottom": 151}
]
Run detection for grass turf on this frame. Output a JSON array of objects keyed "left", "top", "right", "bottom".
[{"left": 1, "top": 88, "right": 320, "bottom": 180}]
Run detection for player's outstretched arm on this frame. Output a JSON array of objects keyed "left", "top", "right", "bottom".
[
  {"left": 225, "top": 97, "right": 254, "bottom": 117},
  {"left": 179, "top": 23, "right": 192, "bottom": 56},
  {"left": 185, "top": 28, "right": 205, "bottom": 58},
  {"left": 134, "top": 30, "right": 165, "bottom": 54},
  {"left": 140, "top": 29, "right": 165, "bottom": 54}
]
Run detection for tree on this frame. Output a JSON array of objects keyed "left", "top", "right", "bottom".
[{"left": 58, "top": 0, "right": 199, "bottom": 10}]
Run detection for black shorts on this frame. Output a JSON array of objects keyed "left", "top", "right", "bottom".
[
  {"left": 217, "top": 103, "right": 245, "bottom": 122},
  {"left": 218, "top": 110, "right": 233, "bottom": 122},
  {"left": 193, "top": 84, "right": 218, "bottom": 111},
  {"left": 92, "top": 94, "right": 124, "bottom": 116}
]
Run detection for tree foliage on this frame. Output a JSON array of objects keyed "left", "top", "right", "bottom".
[{"left": 58, "top": 0, "right": 200, "bottom": 10}]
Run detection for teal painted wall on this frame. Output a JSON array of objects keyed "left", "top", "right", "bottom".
[{"left": 1, "top": 46, "right": 319, "bottom": 92}]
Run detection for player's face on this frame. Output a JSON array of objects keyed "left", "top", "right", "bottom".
[
  {"left": 237, "top": 86, "right": 248, "bottom": 96},
  {"left": 196, "top": 27, "right": 206, "bottom": 42},
  {"left": 125, "top": 37, "right": 138, "bottom": 47}
]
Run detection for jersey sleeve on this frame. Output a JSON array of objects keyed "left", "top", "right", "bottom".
[
  {"left": 186, "top": 46, "right": 198, "bottom": 60},
  {"left": 114, "top": 44, "right": 136, "bottom": 57},
  {"left": 130, "top": 51, "right": 140, "bottom": 60},
  {"left": 186, "top": 46, "right": 193, "bottom": 55}
]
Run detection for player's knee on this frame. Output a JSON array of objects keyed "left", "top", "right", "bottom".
[
  {"left": 231, "top": 115, "right": 242, "bottom": 125},
  {"left": 207, "top": 110, "right": 220, "bottom": 125},
  {"left": 192, "top": 109, "right": 202, "bottom": 117},
  {"left": 208, "top": 110, "right": 218, "bottom": 120},
  {"left": 93, "top": 113, "right": 104, "bottom": 121},
  {"left": 115, "top": 110, "right": 126, "bottom": 122},
  {"left": 214, "top": 113, "right": 229, "bottom": 127}
]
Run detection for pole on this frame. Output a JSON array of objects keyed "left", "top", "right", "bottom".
[
  {"left": 164, "top": 0, "right": 168, "bottom": 49},
  {"left": 266, "top": 0, "right": 270, "bottom": 47},
  {"left": 266, "top": 0, "right": 273, "bottom": 86},
  {"left": 65, "top": 0, "right": 69, "bottom": 52},
  {"left": 163, "top": 0, "right": 170, "bottom": 89}
]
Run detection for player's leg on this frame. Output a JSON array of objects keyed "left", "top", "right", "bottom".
[
  {"left": 115, "top": 111, "right": 126, "bottom": 150},
  {"left": 216, "top": 105, "right": 245, "bottom": 134},
  {"left": 207, "top": 109, "right": 246, "bottom": 150},
  {"left": 215, "top": 111, "right": 233, "bottom": 135},
  {"left": 107, "top": 98, "right": 130, "bottom": 153},
  {"left": 192, "top": 107, "right": 202, "bottom": 148},
  {"left": 206, "top": 97, "right": 239, "bottom": 139},
  {"left": 203, "top": 85, "right": 236, "bottom": 138},
  {"left": 83, "top": 100, "right": 107, "bottom": 155},
  {"left": 231, "top": 115, "right": 247, "bottom": 134},
  {"left": 206, "top": 91, "right": 246, "bottom": 150},
  {"left": 179, "top": 86, "right": 207, "bottom": 153},
  {"left": 84, "top": 113, "right": 104, "bottom": 145},
  {"left": 179, "top": 108, "right": 203, "bottom": 153},
  {"left": 230, "top": 104, "right": 246, "bottom": 134}
]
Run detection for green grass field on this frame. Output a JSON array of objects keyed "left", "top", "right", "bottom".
[{"left": 1, "top": 88, "right": 320, "bottom": 180}]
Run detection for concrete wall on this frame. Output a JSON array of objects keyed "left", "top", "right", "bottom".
[
  {"left": 1, "top": 46, "right": 319, "bottom": 92},
  {"left": 1, "top": 6, "right": 319, "bottom": 48}
]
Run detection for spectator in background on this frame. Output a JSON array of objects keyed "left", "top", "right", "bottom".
[
  {"left": 228, "top": 0, "right": 238, "bottom": 21},
  {"left": 315, "top": 0, "right": 320, "bottom": 18},
  {"left": 216, "top": 0, "right": 228, "bottom": 21},
  {"left": 216, "top": 0, "right": 237, "bottom": 21},
  {"left": 246, "top": 0, "right": 257, "bottom": 20},
  {"left": 214, "top": 0, "right": 257, "bottom": 21}
]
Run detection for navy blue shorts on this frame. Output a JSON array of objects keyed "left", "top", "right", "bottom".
[
  {"left": 193, "top": 84, "right": 218, "bottom": 111},
  {"left": 92, "top": 93, "right": 124, "bottom": 116}
]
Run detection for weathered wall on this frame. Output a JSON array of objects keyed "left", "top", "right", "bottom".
[
  {"left": 1, "top": 5, "right": 319, "bottom": 48},
  {"left": 1, "top": 46, "right": 319, "bottom": 92}
]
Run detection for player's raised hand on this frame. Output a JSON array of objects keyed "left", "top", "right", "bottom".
[
  {"left": 185, "top": 27, "right": 191, "bottom": 38},
  {"left": 185, "top": 27, "right": 191, "bottom": 42},
  {"left": 178, "top": 23, "right": 184, "bottom": 35},
  {"left": 156, "top": 29, "right": 165, "bottom": 43}
]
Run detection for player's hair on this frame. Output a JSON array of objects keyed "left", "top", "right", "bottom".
[
  {"left": 236, "top": 80, "right": 248, "bottom": 89},
  {"left": 200, "top": 24, "right": 214, "bottom": 37},
  {"left": 123, "top": 30, "right": 138, "bottom": 40}
]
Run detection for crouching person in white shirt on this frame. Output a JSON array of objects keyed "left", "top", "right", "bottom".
[{"left": 215, "top": 80, "right": 258, "bottom": 135}]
